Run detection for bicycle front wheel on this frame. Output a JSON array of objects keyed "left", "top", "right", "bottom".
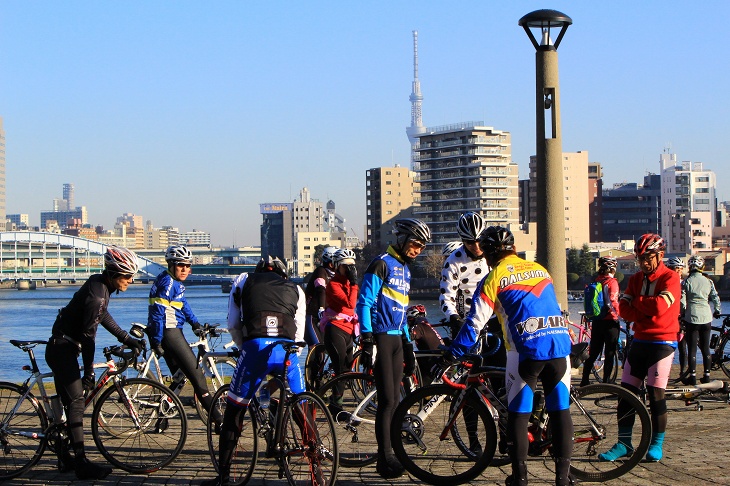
[
  {"left": 281, "top": 391, "right": 338, "bottom": 486},
  {"left": 569, "top": 383, "right": 651, "bottom": 482},
  {"left": 92, "top": 378, "right": 187, "bottom": 473},
  {"left": 391, "top": 384, "right": 496, "bottom": 486},
  {"left": 718, "top": 336, "right": 730, "bottom": 379},
  {"left": 316, "top": 372, "right": 377, "bottom": 467},
  {"left": 196, "top": 356, "right": 238, "bottom": 425},
  {"left": 0, "top": 383, "right": 48, "bottom": 480},
  {"left": 305, "top": 344, "right": 332, "bottom": 392}
]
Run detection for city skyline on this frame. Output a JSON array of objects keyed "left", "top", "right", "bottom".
[{"left": 2, "top": 2, "right": 728, "bottom": 246}]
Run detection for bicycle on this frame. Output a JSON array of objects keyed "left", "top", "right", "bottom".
[
  {"left": 127, "top": 322, "right": 238, "bottom": 423},
  {"left": 565, "top": 310, "right": 622, "bottom": 384},
  {"left": 0, "top": 339, "right": 187, "bottom": 480},
  {"left": 206, "top": 340, "right": 338, "bottom": 486},
  {"left": 391, "top": 352, "right": 652, "bottom": 485}
]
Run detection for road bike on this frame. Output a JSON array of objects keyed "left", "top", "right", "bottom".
[
  {"left": 127, "top": 322, "right": 238, "bottom": 423},
  {"left": 0, "top": 339, "right": 187, "bottom": 480},
  {"left": 566, "top": 311, "right": 623, "bottom": 384},
  {"left": 206, "top": 340, "right": 338, "bottom": 486},
  {"left": 390, "top": 353, "right": 652, "bottom": 485}
]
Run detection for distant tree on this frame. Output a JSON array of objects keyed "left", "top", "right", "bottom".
[
  {"left": 566, "top": 247, "right": 580, "bottom": 275},
  {"left": 353, "top": 243, "right": 381, "bottom": 278},
  {"left": 578, "top": 244, "right": 594, "bottom": 277},
  {"left": 567, "top": 273, "right": 580, "bottom": 287},
  {"left": 312, "top": 244, "right": 328, "bottom": 268},
  {"left": 422, "top": 250, "right": 445, "bottom": 279}
]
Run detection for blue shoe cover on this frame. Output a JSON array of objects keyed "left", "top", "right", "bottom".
[{"left": 598, "top": 442, "right": 633, "bottom": 462}]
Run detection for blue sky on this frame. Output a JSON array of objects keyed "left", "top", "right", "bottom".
[{"left": 2, "top": 2, "right": 728, "bottom": 247}]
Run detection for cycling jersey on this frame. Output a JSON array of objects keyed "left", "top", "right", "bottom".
[
  {"left": 51, "top": 273, "right": 129, "bottom": 371},
  {"left": 304, "top": 265, "right": 334, "bottom": 315},
  {"left": 356, "top": 246, "right": 410, "bottom": 337},
  {"left": 451, "top": 254, "right": 571, "bottom": 361},
  {"left": 227, "top": 272, "right": 306, "bottom": 347},
  {"left": 323, "top": 271, "right": 359, "bottom": 335},
  {"left": 620, "top": 262, "right": 680, "bottom": 342},
  {"left": 439, "top": 244, "right": 490, "bottom": 319},
  {"left": 147, "top": 270, "right": 199, "bottom": 347},
  {"left": 681, "top": 270, "right": 721, "bottom": 325},
  {"left": 593, "top": 273, "right": 621, "bottom": 321}
]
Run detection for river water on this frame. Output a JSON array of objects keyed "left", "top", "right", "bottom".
[{"left": 0, "top": 284, "right": 719, "bottom": 383}]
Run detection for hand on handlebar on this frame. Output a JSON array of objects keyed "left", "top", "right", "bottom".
[
  {"left": 430, "top": 347, "right": 456, "bottom": 378},
  {"left": 123, "top": 335, "right": 145, "bottom": 356},
  {"left": 82, "top": 372, "right": 95, "bottom": 393},
  {"left": 191, "top": 322, "right": 202, "bottom": 336}
]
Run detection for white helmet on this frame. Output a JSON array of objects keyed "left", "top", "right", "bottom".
[
  {"left": 688, "top": 255, "right": 705, "bottom": 271},
  {"left": 104, "top": 246, "right": 139, "bottom": 276},
  {"left": 457, "top": 212, "right": 486, "bottom": 241},
  {"left": 333, "top": 248, "right": 356, "bottom": 266},
  {"left": 165, "top": 245, "right": 193, "bottom": 265},
  {"left": 321, "top": 246, "right": 338, "bottom": 265},
  {"left": 442, "top": 241, "right": 462, "bottom": 256}
]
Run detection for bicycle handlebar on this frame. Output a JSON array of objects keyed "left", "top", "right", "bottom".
[{"left": 103, "top": 344, "right": 140, "bottom": 376}]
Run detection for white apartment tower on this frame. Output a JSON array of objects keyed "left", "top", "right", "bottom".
[
  {"left": 660, "top": 151, "right": 716, "bottom": 253},
  {"left": 413, "top": 122, "right": 517, "bottom": 247}
]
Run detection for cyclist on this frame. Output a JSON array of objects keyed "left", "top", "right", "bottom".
[
  {"left": 680, "top": 255, "right": 721, "bottom": 385},
  {"left": 579, "top": 256, "right": 621, "bottom": 386},
  {"left": 439, "top": 211, "right": 490, "bottom": 338},
  {"left": 147, "top": 245, "right": 222, "bottom": 427},
  {"left": 204, "top": 256, "right": 306, "bottom": 486},
  {"left": 666, "top": 257, "right": 688, "bottom": 379},
  {"left": 303, "top": 246, "right": 338, "bottom": 345},
  {"left": 320, "top": 248, "right": 359, "bottom": 415},
  {"left": 441, "top": 240, "right": 462, "bottom": 259},
  {"left": 446, "top": 226, "right": 573, "bottom": 486},
  {"left": 406, "top": 304, "right": 444, "bottom": 384},
  {"left": 45, "top": 246, "right": 145, "bottom": 480},
  {"left": 600, "top": 233, "right": 680, "bottom": 463},
  {"left": 356, "top": 218, "right": 431, "bottom": 479}
]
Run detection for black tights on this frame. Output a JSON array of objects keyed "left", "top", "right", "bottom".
[
  {"left": 581, "top": 319, "right": 619, "bottom": 384},
  {"left": 46, "top": 339, "right": 87, "bottom": 458},
  {"left": 373, "top": 334, "right": 403, "bottom": 455},
  {"left": 685, "top": 323, "right": 712, "bottom": 377},
  {"left": 323, "top": 325, "right": 354, "bottom": 403}
]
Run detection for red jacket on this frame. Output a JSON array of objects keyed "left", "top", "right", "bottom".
[
  {"left": 324, "top": 273, "right": 359, "bottom": 334},
  {"left": 619, "top": 262, "right": 680, "bottom": 342}
]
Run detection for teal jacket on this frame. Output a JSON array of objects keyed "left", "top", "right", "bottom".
[{"left": 680, "top": 270, "right": 721, "bottom": 325}]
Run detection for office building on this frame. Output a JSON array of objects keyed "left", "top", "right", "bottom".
[
  {"left": 41, "top": 183, "right": 88, "bottom": 230},
  {"left": 365, "top": 165, "right": 416, "bottom": 249},
  {"left": 588, "top": 162, "right": 603, "bottom": 242},
  {"left": 602, "top": 174, "right": 661, "bottom": 243},
  {"left": 413, "top": 122, "right": 516, "bottom": 248}
]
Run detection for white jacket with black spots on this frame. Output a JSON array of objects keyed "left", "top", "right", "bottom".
[{"left": 439, "top": 244, "right": 490, "bottom": 320}]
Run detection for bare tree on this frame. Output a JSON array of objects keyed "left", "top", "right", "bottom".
[{"left": 422, "top": 250, "right": 445, "bottom": 279}]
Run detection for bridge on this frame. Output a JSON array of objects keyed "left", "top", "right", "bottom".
[{"left": 0, "top": 231, "right": 233, "bottom": 284}]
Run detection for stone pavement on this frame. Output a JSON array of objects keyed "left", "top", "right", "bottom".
[{"left": 5, "top": 368, "right": 730, "bottom": 486}]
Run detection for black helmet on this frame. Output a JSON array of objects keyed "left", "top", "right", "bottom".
[
  {"left": 255, "top": 256, "right": 287, "bottom": 278},
  {"left": 393, "top": 218, "right": 431, "bottom": 244},
  {"left": 479, "top": 226, "right": 515, "bottom": 257},
  {"left": 457, "top": 212, "right": 486, "bottom": 241},
  {"left": 598, "top": 256, "right": 617, "bottom": 271}
]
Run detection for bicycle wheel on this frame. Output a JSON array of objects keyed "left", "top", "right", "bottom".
[
  {"left": 391, "top": 384, "right": 496, "bottom": 486},
  {"left": 206, "top": 385, "right": 258, "bottom": 486},
  {"left": 718, "top": 336, "right": 730, "bottom": 380},
  {"left": 316, "top": 372, "right": 377, "bottom": 467},
  {"left": 569, "top": 383, "right": 651, "bottom": 482},
  {"left": 281, "top": 391, "right": 338, "bottom": 486},
  {"left": 305, "top": 344, "right": 333, "bottom": 392},
  {"left": 91, "top": 378, "right": 187, "bottom": 473},
  {"left": 196, "top": 356, "right": 238, "bottom": 424},
  {"left": 0, "top": 383, "right": 48, "bottom": 480},
  {"left": 592, "top": 352, "right": 619, "bottom": 384}
]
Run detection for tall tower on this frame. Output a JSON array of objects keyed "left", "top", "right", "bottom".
[
  {"left": 0, "top": 117, "right": 5, "bottom": 231},
  {"left": 406, "top": 30, "right": 426, "bottom": 171}
]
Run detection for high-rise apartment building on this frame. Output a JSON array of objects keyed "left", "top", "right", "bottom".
[
  {"left": 413, "top": 122, "right": 516, "bottom": 248},
  {"left": 602, "top": 174, "right": 661, "bottom": 243},
  {"left": 660, "top": 152, "right": 716, "bottom": 252},
  {"left": 529, "top": 151, "right": 589, "bottom": 249},
  {"left": 0, "top": 116, "right": 5, "bottom": 232},
  {"left": 588, "top": 162, "right": 603, "bottom": 242},
  {"left": 365, "top": 165, "right": 416, "bottom": 249}
]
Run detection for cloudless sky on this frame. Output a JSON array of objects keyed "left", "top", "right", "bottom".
[{"left": 2, "top": 1, "right": 729, "bottom": 247}]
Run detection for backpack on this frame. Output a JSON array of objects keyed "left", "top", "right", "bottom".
[{"left": 583, "top": 280, "right": 608, "bottom": 320}]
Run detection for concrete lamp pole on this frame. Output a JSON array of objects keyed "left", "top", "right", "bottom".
[{"left": 518, "top": 9, "right": 572, "bottom": 311}]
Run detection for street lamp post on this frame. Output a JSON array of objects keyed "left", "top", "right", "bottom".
[{"left": 519, "top": 9, "right": 572, "bottom": 310}]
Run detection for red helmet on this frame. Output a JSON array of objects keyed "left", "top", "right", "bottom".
[
  {"left": 634, "top": 233, "right": 666, "bottom": 257},
  {"left": 406, "top": 305, "right": 427, "bottom": 320}
]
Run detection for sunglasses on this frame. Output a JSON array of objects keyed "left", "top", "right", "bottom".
[
  {"left": 119, "top": 274, "right": 134, "bottom": 281},
  {"left": 176, "top": 263, "right": 192, "bottom": 268},
  {"left": 409, "top": 240, "right": 427, "bottom": 250}
]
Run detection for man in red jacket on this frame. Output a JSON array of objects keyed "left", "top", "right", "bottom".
[{"left": 599, "top": 234, "right": 680, "bottom": 463}]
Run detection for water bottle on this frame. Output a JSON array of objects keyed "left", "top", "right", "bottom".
[{"left": 259, "top": 381, "right": 270, "bottom": 410}]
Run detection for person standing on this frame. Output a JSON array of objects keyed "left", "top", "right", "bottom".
[
  {"left": 45, "top": 246, "right": 145, "bottom": 480},
  {"left": 665, "top": 257, "right": 688, "bottom": 379},
  {"left": 356, "top": 218, "right": 431, "bottom": 479},
  {"left": 680, "top": 255, "right": 721, "bottom": 385},
  {"left": 303, "top": 246, "right": 338, "bottom": 345},
  {"left": 600, "top": 234, "right": 680, "bottom": 463},
  {"left": 204, "top": 256, "right": 306, "bottom": 486},
  {"left": 447, "top": 226, "right": 573, "bottom": 486},
  {"left": 580, "top": 256, "right": 621, "bottom": 386},
  {"left": 147, "top": 245, "right": 221, "bottom": 426}
]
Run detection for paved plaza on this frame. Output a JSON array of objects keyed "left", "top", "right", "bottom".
[{"left": 5, "top": 367, "right": 729, "bottom": 485}]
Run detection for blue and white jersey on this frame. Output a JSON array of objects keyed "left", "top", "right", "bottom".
[{"left": 147, "top": 271, "right": 199, "bottom": 346}]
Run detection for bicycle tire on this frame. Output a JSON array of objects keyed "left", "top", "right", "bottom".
[
  {"left": 315, "top": 372, "right": 378, "bottom": 467},
  {"left": 0, "top": 383, "right": 48, "bottom": 480},
  {"left": 206, "top": 385, "right": 259, "bottom": 486},
  {"left": 196, "top": 356, "right": 237, "bottom": 424},
  {"left": 569, "top": 383, "right": 651, "bottom": 482},
  {"left": 592, "top": 352, "right": 619, "bottom": 384},
  {"left": 305, "top": 344, "right": 333, "bottom": 392},
  {"left": 391, "top": 383, "right": 496, "bottom": 485},
  {"left": 718, "top": 335, "right": 730, "bottom": 380},
  {"left": 281, "top": 391, "right": 338, "bottom": 486},
  {"left": 91, "top": 378, "right": 187, "bottom": 473}
]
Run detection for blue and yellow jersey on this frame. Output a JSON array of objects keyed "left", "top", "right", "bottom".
[
  {"left": 452, "top": 254, "right": 571, "bottom": 361},
  {"left": 147, "top": 271, "right": 199, "bottom": 346}
]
